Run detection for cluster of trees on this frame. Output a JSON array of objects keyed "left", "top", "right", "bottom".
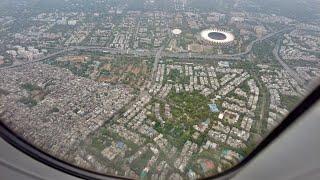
[
  {"left": 169, "top": 91, "right": 211, "bottom": 123},
  {"left": 21, "top": 83, "right": 41, "bottom": 92},
  {"left": 19, "top": 97, "right": 37, "bottom": 107}
]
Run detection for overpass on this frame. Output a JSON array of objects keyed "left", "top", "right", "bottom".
[{"left": 0, "top": 27, "right": 295, "bottom": 71}]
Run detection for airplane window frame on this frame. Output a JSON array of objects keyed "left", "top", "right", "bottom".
[{"left": 1, "top": 83, "right": 319, "bottom": 180}]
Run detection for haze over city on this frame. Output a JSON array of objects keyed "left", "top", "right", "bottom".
[{"left": 0, "top": 0, "right": 319, "bottom": 179}]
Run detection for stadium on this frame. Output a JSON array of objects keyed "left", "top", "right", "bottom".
[{"left": 200, "top": 29, "right": 235, "bottom": 45}]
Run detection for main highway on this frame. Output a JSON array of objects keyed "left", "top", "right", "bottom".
[
  {"left": 0, "top": 48, "right": 73, "bottom": 70},
  {"left": 151, "top": 44, "right": 165, "bottom": 82},
  {"left": 0, "top": 27, "right": 295, "bottom": 71},
  {"left": 273, "top": 39, "right": 307, "bottom": 87}
]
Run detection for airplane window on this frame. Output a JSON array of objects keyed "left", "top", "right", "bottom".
[{"left": 0, "top": 0, "right": 319, "bottom": 179}]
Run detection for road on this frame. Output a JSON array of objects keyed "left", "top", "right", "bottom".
[
  {"left": 0, "top": 48, "right": 73, "bottom": 70},
  {"left": 164, "top": 52, "right": 242, "bottom": 60},
  {"left": 0, "top": 47, "right": 154, "bottom": 71},
  {"left": 256, "top": 79, "right": 267, "bottom": 135},
  {"left": 151, "top": 45, "right": 165, "bottom": 82},
  {"left": 0, "top": 27, "right": 295, "bottom": 71},
  {"left": 273, "top": 39, "right": 306, "bottom": 87},
  {"left": 105, "top": 27, "right": 293, "bottom": 60},
  {"left": 243, "top": 27, "right": 294, "bottom": 55},
  {"left": 160, "top": 27, "right": 294, "bottom": 60}
]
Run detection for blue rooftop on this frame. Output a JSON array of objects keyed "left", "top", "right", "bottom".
[
  {"left": 208, "top": 103, "right": 219, "bottom": 112},
  {"left": 116, "top": 141, "right": 124, "bottom": 149}
]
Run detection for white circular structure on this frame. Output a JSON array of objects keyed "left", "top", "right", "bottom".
[
  {"left": 172, "top": 29, "right": 182, "bottom": 35},
  {"left": 200, "top": 29, "right": 235, "bottom": 44}
]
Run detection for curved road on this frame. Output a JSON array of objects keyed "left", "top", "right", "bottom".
[
  {"left": 0, "top": 27, "right": 295, "bottom": 71},
  {"left": 164, "top": 27, "right": 294, "bottom": 60},
  {"left": 0, "top": 48, "right": 73, "bottom": 70},
  {"left": 273, "top": 39, "right": 306, "bottom": 87}
]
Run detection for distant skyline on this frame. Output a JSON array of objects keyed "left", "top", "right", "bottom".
[{"left": 0, "top": 0, "right": 319, "bottom": 179}]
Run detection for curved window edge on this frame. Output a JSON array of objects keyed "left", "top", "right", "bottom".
[{"left": 1, "top": 84, "right": 320, "bottom": 180}]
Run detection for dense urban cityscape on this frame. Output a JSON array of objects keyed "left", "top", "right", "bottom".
[{"left": 0, "top": 0, "right": 319, "bottom": 179}]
